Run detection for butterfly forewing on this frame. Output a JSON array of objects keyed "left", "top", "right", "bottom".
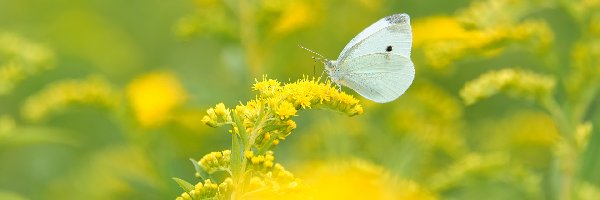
[{"left": 337, "top": 13, "right": 412, "bottom": 63}]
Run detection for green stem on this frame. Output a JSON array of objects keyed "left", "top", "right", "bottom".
[
  {"left": 542, "top": 97, "right": 574, "bottom": 141},
  {"left": 572, "top": 80, "right": 600, "bottom": 123},
  {"left": 542, "top": 97, "right": 577, "bottom": 200},
  {"left": 257, "top": 131, "right": 280, "bottom": 155},
  {"left": 231, "top": 107, "right": 270, "bottom": 197}
]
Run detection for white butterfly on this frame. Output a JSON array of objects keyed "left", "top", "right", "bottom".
[{"left": 304, "top": 13, "right": 415, "bottom": 103}]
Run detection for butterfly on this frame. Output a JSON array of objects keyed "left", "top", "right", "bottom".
[{"left": 303, "top": 13, "right": 414, "bottom": 103}]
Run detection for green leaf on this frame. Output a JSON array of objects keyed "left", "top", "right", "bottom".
[
  {"left": 232, "top": 110, "right": 248, "bottom": 145},
  {"left": 172, "top": 177, "right": 195, "bottom": 192},
  {"left": 190, "top": 158, "right": 210, "bottom": 180}
]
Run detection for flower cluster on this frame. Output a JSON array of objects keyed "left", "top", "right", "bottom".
[
  {"left": 198, "top": 150, "right": 231, "bottom": 174},
  {"left": 413, "top": 0, "right": 554, "bottom": 70},
  {"left": 201, "top": 103, "right": 232, "bottom": 128},
  {"left": 176, "top": 150, "right": 301, "bottom": 199},
  {"left": 297, "top": 160, "right": 438, "bottom": 200},
  {"left": 0, "top": 32, "right": 54, "bottom": 95},
  {"left": 175, "top": 178, "right": 233, "bottom": 200},
  {"left": 459, "top": 68, "right": 555, "bottom": 105},
  {"left": 126, "top": 71, "right": 187, "bottom": 127},
  {"left": 202, "top": 77, "right": 363, "bottom": 151},
  {"left": 21, "top": 75, "right": 118, "bottom": 121},
  {"left": 176, "top": 77, "right": 363, "bottom": 199},
  {"left": 174, "top": 0, "right": 317, "bottom": 39},
  {"left": 242, "top": 151, "right": 300, "bottom": 198}
]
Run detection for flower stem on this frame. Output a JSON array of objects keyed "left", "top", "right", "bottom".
[{"left": 542, "top": 97, "right": 577, "bottom": 200}]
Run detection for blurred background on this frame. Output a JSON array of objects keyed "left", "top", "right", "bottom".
[{"left": 1, "top": 0, "right": 600, "bottom": 199}]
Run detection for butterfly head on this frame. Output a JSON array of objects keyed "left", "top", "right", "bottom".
[{"left": 324, "top": 60, "right": 341, "bottom": 82}]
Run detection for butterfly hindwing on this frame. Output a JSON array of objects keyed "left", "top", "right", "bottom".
[{"left": 337, "top": 53, "right": 415, "bottom": 103}]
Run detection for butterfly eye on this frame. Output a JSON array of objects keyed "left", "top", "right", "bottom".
[{"left": 386, "top": 46, "right": 393, "bottom": 52}]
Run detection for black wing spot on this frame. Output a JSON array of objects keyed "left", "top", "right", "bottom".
[{"left": 386, "top": 45, "right": 393, "bottom": 52}]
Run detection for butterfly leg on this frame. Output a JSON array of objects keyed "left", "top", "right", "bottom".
[
  {"left": 335, "top": 82, "right": 342, "bottom": 92},
  {"left": 318, "top": 69, "right": 327, "bottom": 81}
]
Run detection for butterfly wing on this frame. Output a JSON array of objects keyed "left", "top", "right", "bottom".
[
  {"left": 337, "top": 53, "right": 415, "bottom": 103},
  {"left": 338, "top": 13, "right": 412, "bottom": 62}
]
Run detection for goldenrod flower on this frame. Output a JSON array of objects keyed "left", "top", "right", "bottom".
[
  {"left": 413, "top": 14, "right": 552, "bottom": 69},
  {"left": 126, "top": 71, "right": 187, "bottom": 127},
  {"left": 198, "top": 150, "right": 231, "bottom": 174},
  {"left": 270, "top": 1, "right": 315, "bottom": 36},
  {"left": 429, "top": 153, "right": 510, "bottom": 192},
  {"left": 202, "top": 77, "right": 362, "bottom": 149},
  {"left": 297, "top": 160, "right": 437, "bottom": 200},
  {"left": 175, "top": 179, "right": 223, "bottom": 200},
  {"left": 177, "top": 77, "right": 362, "bottom": 199},
  {"left": 0, "top": 32, "right": 54, "bottom": 95},
  {"left": 460, "top": 68, "right": 555, "bottom": 105},
  {"left": 275, "top": 101, "right": 297, "bottom": 119},
  {"left": 21, "top": 75, "right": 117, "bottom": 121},
  {"left": 178, "top": 150, "right": 301, "bottom": 199}
]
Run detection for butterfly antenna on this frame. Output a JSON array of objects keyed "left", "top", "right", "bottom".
[{"left": 298, "top": 44, "right": 326, "bottom": 63}]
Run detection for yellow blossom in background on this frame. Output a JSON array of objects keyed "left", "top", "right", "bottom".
[
  {"left": 460, "top": 68, "right": 555, "bottom": 105},
  {"left": 413, "top": 16, "right": 473, "bottom": 46},
  {"left": 270, "top": 1, "right": 315, "bottom": 36},
  {"left": 428, "top": 153, "right": 511, "bottom": 192},
  {"left": 499, "top": 112, "right": 559, "bottom": 148},
  {"left": 413, "top": 2, "right": 553, "bottom": 69},
  {"left": 393, "top": 82, "right": 466, "bottom": 155},
  {"left": 127, "top": 71, "right": 187, "bottom": 127},
  {"left": 298, "top": 160, "right": 437, "bottom": 200},
  {"left": 21, "top": 75, "right": 118, "bottom": 121},
  {"left": 0, "top": 32, "right": 54, "bottom": 95}
]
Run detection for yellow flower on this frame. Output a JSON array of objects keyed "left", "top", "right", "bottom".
[
  {"left": 0, "top": 32, "right": 54, "bottom": 95},
  {"left": 270, "top": 1, "right": 315, "bottom": 36},
  {"left": 126, "top": 71, "right": 187, "bottom": 127},
  {"left": 429, "top": 153, "right": 510, "bottom": 192},
  {"left": 21, "top": 75, "right": 117, "bottom": 121},
  {"left": 214, "top": 103, "right": 227, "bottom": 116},
  {"left": 460, "top": 68, "right": 555, "bottom": 105},
  {"left": 190, "top": 77, "right": 363, "bottom": 199},
  {"left": 413, "top": 15, "right": 553, "bottom": 69},
  {"left": 297, "top": 160, "right": 438, "bottom": 200},
  {"left": 252, "top": 77, "right": 281, "bottom": 97},
  {"left": 275, "top": 101, "right": 297, "bottom": 119},
  {"left": 202, "top": 77, "right": 363, "bottom": 145},
  {"left": 198, "top": 150, "right": 231, "bottom": 174}
]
